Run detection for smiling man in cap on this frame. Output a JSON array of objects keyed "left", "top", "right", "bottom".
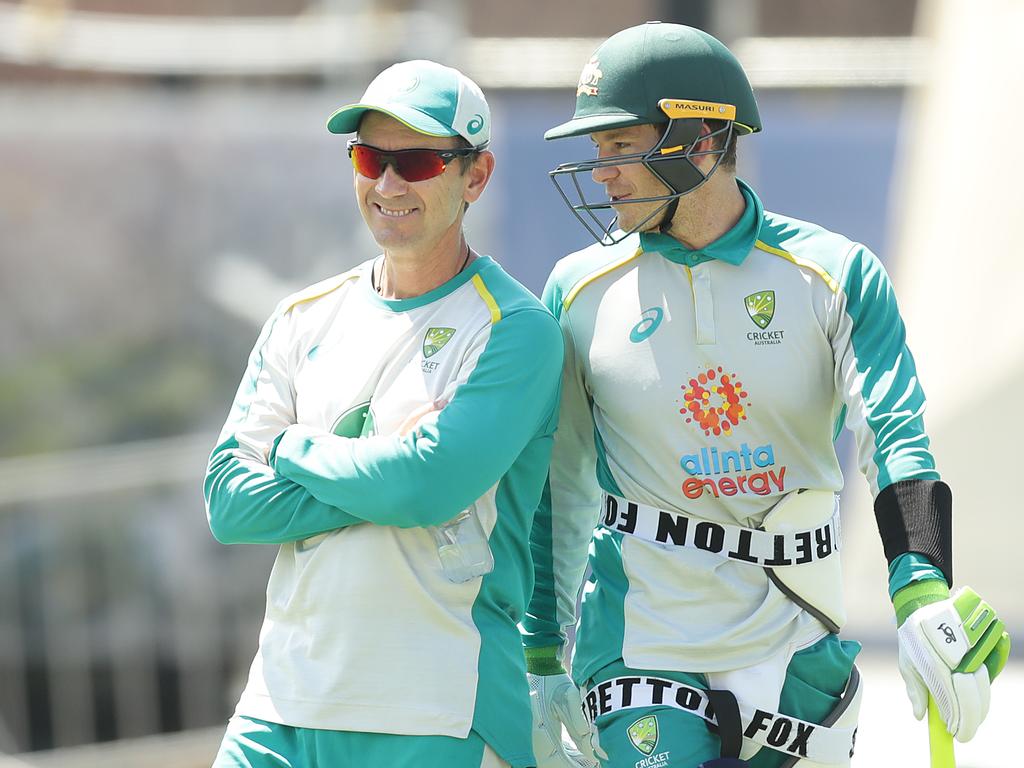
[{"left": 205, "top": 59, "right": 562, "bottom": 768}]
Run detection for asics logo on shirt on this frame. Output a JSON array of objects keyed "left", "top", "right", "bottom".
[{"left": 630, "top": 307, "right": 664, "bottom": 342}]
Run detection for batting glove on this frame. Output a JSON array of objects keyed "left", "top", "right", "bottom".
[
  {"left": 894, "top": 582, "right": 1011, "bottom": 742},
  {"left": 526, "top": 660, "right": 598, "bottom": 768}
]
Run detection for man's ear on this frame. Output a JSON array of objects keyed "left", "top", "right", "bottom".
[{"left": 464, "top": 151, "right": 495, "bottom": 205}]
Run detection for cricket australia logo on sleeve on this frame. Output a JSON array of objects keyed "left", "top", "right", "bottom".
[{"left": 627, "top": 715, "right": 659, "bottom": 756}]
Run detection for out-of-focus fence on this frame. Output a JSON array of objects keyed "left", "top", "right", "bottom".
[{"left": 0, "top": 437, "right": 274, "bottom": 753}]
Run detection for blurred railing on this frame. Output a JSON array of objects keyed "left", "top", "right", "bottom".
[
  {"left": 0, "top": 2, "right": 448, "bottom": 76},
  {"left": 0, "top": 436, "right": 275, "bottom": 754},
  {"left": 0, "top": 3, "right": 928, "bottom": 87}
]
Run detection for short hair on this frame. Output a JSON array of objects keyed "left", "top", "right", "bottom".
[
  {"left": 454, "top": 136, "right": 481, "bottom": 175},
  {"left": 704, "top": 119, "right": 738, "bottom": 170},
  {"left": 452, "top": 137, "right": 483, "bottom": 213}
]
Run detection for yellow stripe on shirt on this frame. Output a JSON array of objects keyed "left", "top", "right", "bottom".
[
  {"left": 563, "top": 247, "right": 644, "bottom": 310},
  {"left": 472, "top": 273, "right": 502, "bottom": 324},
  {"left": 754, "top": 240, "right": 839, "bottom": 294},
  {"left": 285, "top": 272, "right": 361, "bottom": 314}
]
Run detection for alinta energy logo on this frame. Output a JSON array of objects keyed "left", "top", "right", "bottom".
[
  {"left": 677, "top": 366, "right": 787, "bottom": 499},
  {"left": 679, "top": 366, "right": 749, "bottom": 437}
]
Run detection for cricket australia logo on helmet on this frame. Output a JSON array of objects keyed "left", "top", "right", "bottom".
[{"left": 576, "top": 56, "right": 603, "bottom": 96}]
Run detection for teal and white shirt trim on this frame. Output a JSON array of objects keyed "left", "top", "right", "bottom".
[
  {"left": 523, "top": 179, "right": 939, "bottom": 680},
  {"left": 205, "top": 256, "right": 562, "bottom": 767}
]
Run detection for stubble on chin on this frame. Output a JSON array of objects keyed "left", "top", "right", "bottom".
[{"left": 618, "top": 204, "right": 665, "bottom": 235}]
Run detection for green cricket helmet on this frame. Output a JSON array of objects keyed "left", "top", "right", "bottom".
[{"left": 547, "top": 22, "right": 762, "bottom": 245}]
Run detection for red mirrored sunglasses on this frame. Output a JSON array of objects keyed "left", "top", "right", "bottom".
[{"left": 347, "top": 140, "right": 481, "bottom": 182}]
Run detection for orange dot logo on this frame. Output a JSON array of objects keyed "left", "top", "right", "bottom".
[{"left": 679, "top": 366, "right": 751, "bottom": 437}]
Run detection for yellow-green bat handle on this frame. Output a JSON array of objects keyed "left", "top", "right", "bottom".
[{"left": 928, "top": 695, "right": 956, "bottom": 768}]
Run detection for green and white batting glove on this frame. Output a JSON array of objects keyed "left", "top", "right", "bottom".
[
  {"left": 894, "top": 582, "right": 1011, "bottom": 742},
  {"left": 526, "top": 647, "right": 598, "bottom": 768}
]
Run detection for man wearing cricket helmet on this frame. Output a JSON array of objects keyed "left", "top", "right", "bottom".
[{"left": 522, "top": 22, "right": 1010, "bottom": 768}]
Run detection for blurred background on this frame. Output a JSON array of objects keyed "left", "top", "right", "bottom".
[{"left": 0, "top": 0, "right": 1021, "bottom": 765}]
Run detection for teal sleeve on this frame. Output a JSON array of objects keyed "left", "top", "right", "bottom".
[
  {"left": 521, "top": 272, "right": 601, "bottom": 650},
  {"left": 204, "top": 306, "right": 362, "bottom": 545},
  {"left": 522, "top": 478, "right": 560, "bottom": 648},
  {"left": 272, "top": 308, "right": 563, "bottom": 528},
  {"left": 887, "top": 551, "right": 946, "bottom": 600},
  {"left": 205, "top": 437, "right": 363, "bottom": 544},
  {"left": 835, "top": 245, "right": 940, "bottom": 496}
]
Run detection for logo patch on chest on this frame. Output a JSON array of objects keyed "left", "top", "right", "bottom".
[
  {"left": 423, "top": 327, "right": 456, "bottom": 358},
  {"left": 744, "top": 290, "right": 775, "bottom": 329},
  {"left": 744, "top": 290, "right": 786, "bottom": 345}
]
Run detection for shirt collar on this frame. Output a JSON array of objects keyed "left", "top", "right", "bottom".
[{"left": 639, "top": 178, "right": 763, "bottom": 267}]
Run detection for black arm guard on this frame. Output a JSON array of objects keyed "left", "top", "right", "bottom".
[{"left": 873, "top": 479, "right": 953, "bottom": 585}]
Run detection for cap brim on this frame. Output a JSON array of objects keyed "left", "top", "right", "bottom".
[
  {"left": 544, "top": 112, "right": 656, "bottom": 140},
  {"left": 327, "top": 102, "right": 458, "bottom": 138}
]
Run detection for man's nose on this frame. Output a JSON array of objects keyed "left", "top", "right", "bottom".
[
  {"left": 592, "top": 160, "right": 619, "bottom": 185},
  {"left": 375, "top": 163, "right": 408, "bottom": 196}
]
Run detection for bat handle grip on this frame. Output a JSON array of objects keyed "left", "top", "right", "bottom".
[{"left": 928, "top": 695, "right": 956, "bottom": 768}]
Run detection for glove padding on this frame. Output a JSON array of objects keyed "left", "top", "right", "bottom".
[
  {"left": 528, "top": 672, "right": 599, "bottom": 768},
  {"left": 897, "top": 586, "right": 1010, "bottom": 742}
]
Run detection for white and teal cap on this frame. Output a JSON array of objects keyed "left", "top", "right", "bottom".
[{"left": 327, "top": 60, "right": 490, "bottom": 148}]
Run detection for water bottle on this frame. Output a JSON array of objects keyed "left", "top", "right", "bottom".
[{"left": 429, "top": 505, "right": 494, "bottom": 583}]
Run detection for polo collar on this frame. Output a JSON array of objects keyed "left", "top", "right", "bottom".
[{"left": 639, "top": 178, "right": 762, "bottom": 267}]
